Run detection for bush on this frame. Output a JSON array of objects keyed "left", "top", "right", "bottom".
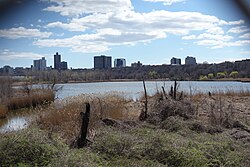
[
  {"left": 0, "top": 128, "right": 59, "bottom": 166},
  {"left": 160, "top": 116, "right": 184, "bottom": 132}
]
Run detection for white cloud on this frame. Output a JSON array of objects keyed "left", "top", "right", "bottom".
[
  {"left": 40, "top": 0, "right": 249, "bottom": 52},
  {"left": 0, "top": 27, "right": 52, "bottom": 39},
  {"left": 206, "top": 26, "right": 224, "bottom": 34},
  {"left": 183, "top": 33, "right": 233, "bottom": 41},
  {"left": 46, "top": 21, "right": 87, "bottom": 31},
  {"left": 43, "top": 0, "right": 133, "bottom": 17},
  {"left": 228, "top": 20, "right": 245, "bottom": 25},
  {"left": 143, "top": 0, "right": 185, "bottom": 5},
  {"left": 0, "top": 50, "right": 46, "bottom": 60},
  {"left": 196, "top": 39, "right": 250, "bottom": 49},
  {"left": 38, "top": 9, "right": 228, "bottom": 53},
  {"left": 227, "top": 26, "right": 250, "bottom": 34},
  {"left": 240, "top": 33, "right": 250, "bottom": 39}
]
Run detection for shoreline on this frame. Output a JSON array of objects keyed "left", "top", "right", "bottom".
[{"left": 12, "top": 78, "right": 250, "bottom": 86}]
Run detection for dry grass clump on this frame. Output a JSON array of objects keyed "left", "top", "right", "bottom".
[
  {"left": 36, "top": 93, "right": 132, "bottom": 144},
  {"left": 7, "top": 89, "right": 55, "bottom": 110},
  {"left": 0, "top": 76, "right": 13, "bottom": 100},
  {"left": 0, "top": 104, "right": 8, "bottom": 118},
  {"left": 145, "top": 93, "right": 195, "bottom": 125}
]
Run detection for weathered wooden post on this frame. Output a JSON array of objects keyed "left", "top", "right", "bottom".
[
  {"left": 139, "top": 79, "right": 148, "bottom": 121},
  {"left": 77, "top": 103, "right": 90, "bottom": 148},
  {"left": 162, "top": 86, "right": 167, "bottom": 99},
  {"left": 173, "top": 80, "right": 177, "bottom": 100}
]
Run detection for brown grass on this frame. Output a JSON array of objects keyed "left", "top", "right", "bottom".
[
  {"left": 189, "top": 91, "right": 250, "bottom": 127},
  {"left": 36, "top": 93, "right": 133, "bottom": 144},
  {"left": 7, "top": 89, "right": 55, "bottom": 110},
  {"left": 0, "top": 105, "right": 7, "bottom": 118}
]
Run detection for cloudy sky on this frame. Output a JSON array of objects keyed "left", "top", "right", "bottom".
[{"left": 0, "top": 0, "right": 250, "bottom": 68}]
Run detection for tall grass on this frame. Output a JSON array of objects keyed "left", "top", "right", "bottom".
[
  {"left": 0, "top": 76, "right": 13, "bottom": 101},
  {"left": 36, "top": 92, "right": 133, "bottom": 144},
  {"left": 0, "top": 104, "right": 7, "bottom": 118},
  {"left": 7, "top": 89, "right": 55, "bottom": 110}
]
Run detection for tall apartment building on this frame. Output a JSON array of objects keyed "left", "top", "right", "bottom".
[
  {"left": 114, "top": 58, "right": 126, "bottom": 68},
  {"left": 60, "top": 61, "right": 68, "bottom": 70},
  {"left": 33, "top": 57, "right": 46, "bottom": 71},
  {"left": 170, "top": 57, "right": 181, "bottom": 65},
  {"left": 53, "top": 52, "right": 68, "bottom": 70},
  {"left": 185, "top": 56, "right": 197, "bottom": 65},
  {"left": 94, "top": 55, "right": 112, "bottom": 69},
  {"left": 54, "top": 52, "right": 61, "bottom": 70}
]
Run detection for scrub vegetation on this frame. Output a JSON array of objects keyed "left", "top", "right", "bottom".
[{"left": 0, "top": 81, "right": 250, "bottom": 166}]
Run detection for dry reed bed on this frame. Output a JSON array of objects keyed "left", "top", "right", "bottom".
[
  {"left": 36, "top": 92, "right": 136, "bottom": 144},
  {"left": 190, "top": 92, "right": 250, "bottom": 127},
  {"left": 0, "top": 105, "right": 7, "bottom": 118},
  {"left": 6, "top": 89, "right": 55, "bottom": 110},
  {"left": 0, "top": 89, "right": 55, "bottom": 118},
  {"left": 36, "top": 89, "right": 250, "bottom": 144}
]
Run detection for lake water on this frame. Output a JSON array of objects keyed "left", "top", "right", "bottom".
[
  {"left": 1, "top": 81, "right": 250, "bottom": 132},
  {"left": 56, "top": 81, "right": 250, "bottom": 100}
]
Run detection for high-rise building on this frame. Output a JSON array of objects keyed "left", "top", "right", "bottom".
[
  {"left": 94, "top": 55, "right": 112, "bottom": 69},
  {"left": 185, "top": 56, "right": 197, "bottom": 65},
  {"left": 170, "top": 57, "right": 181, "bottom": 65},
  {"left": 60, "top": 61, "right": 68, "bottom": 70},
  {"left": 33, "top": 57, "right": 46, "bottom": 71},
  {"left": 54, "top": 52, "right": 61, "bottom": 70},
  {"left": 114, "top": 58, "right": 126, "bottom": 68}
]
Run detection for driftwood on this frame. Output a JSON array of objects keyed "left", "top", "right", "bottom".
[{"left": 77, "top": 103, "right": 90, "bottom": 148}]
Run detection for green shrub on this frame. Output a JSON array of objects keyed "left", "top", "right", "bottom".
[
  {"left": 160, "top": 116, "right": 184, "bottom": 132},
  {"left": 0, "top": 137, "right": 57, "bottom": 166}
]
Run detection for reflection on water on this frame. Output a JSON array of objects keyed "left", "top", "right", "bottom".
[
  {"left": 0, "top": 108, "right": 33, "bottom": 133},
  {"left": 0, "top": 117, "right": 27, "bottom": 133}
]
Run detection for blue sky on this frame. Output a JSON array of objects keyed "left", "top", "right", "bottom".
[{"left": 0, "top": 0, "right": 250, "bottom": 68}]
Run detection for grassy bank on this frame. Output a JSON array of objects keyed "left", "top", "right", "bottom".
[{"left": 0, "top": 90, "right": 250, "bottom": 166}]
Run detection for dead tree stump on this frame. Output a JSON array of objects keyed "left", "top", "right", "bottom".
[
  {"left": 139, "top": 79, "right": 148, "bottom": 121},
  {"left": 77, "top": 103, "right": 90, "bottom": 148}
]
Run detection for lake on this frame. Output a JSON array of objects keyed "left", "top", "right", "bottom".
[
  {"left": 1, "top": 80, "right": 250, "bottom": 132},
  {"left": 56, "top": 81, "right": 250, "bottom": 100}
]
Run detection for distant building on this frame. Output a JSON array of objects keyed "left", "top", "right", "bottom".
[
  {"left": 185, "top": 56, "right": 197, "bottom": 65},
  {"left": 60, "top": 61, "right": 68, "bottom": 70},
  {"left": 170, "top": 57, "right": 181, "bottom": 65},
  {"left": 14, "top": 67, "right": 26, "bottom": 76},
  {"left": 54, "top": 52, "right": 61, "bottom": 70},
  {"left": 131, "top": 61, "right": 142, "bottom": 67},
  {"left": 114, "top": 58, "right": 126, "bottom": 68},
  {"left": 94, "top": 55, "right": 112, "bottom": 69},
  {"left": 53, "top": 52, "right": 68, "bottom": 70},
  {"left": 33, "top": 57, "right": 46, "bottom": 71},
  {"left": 2, "top": 65, "right": 14, "bottom": 75}
]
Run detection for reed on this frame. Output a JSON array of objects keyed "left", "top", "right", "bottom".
[
  {"left": 7, "top": 89, "right": 55, "bottom": 111},
  {"left": 0, "top": 105, "right": 7, "bottom": 118},
  {"left": 36, "top": 93, "right": 132, "bottom": 144}
]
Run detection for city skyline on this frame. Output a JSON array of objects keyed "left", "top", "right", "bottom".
[{"left": 1, "top": 0, "right": 250, "bottom": 68}]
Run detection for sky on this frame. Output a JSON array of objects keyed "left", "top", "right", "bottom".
[{"left": 0, "top": 0, "right": 250, "bottom": 69}]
